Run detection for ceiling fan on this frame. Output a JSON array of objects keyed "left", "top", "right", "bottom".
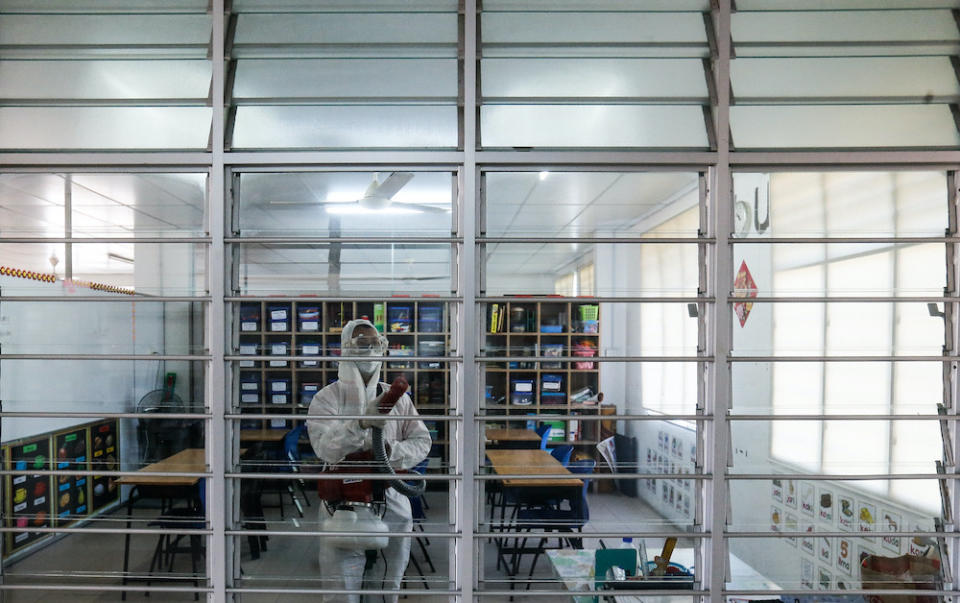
[{"left": 268, "top": 172, "right": 449, "bottom": 214}]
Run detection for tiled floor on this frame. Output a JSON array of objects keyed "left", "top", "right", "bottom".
[{"left": 2, "top": 487, "right": 673, "bottom": 602}]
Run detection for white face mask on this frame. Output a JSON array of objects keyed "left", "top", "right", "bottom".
[{"left": 353, "top": 350, "right": 381, "bottom": 380}]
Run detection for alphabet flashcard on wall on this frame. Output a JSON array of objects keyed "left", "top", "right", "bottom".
[
  {"left": 801, "top": 558, "right": 815, "bottom": 589},
  {"left": 819, "top": 537, "right": 832, "bottom": 564},
  {"left": 818, "top": 567, "right": 832, "bottom": 590},
  {"left": 836, "top": 538, "right": 853, "bottom": 576},
  {"left": 800, "top": 482, "right": 815, "bottom": 517},
  {"left": 785, "top": 513, "right": 798, "bottom": 547},
  {"left": 801, "top": 523, "right": 816, "bottom": 555},
  {"left": 771, "top": 506, "right": 782, "bottom": 532},
  {"left": 785, "top": 480, "right": 797, "bottom": 509},
  {"left": 838, "top": 495, "right": 855, "bottom": 531},
  {"left": 880, "top": 508, "right": 901, "bottom": 553},
  {"left": 818, "top": 488, "right": 834, "bottom": 524},
  {"left": 858, "top": 501, "right": 877, "bottom": 541},
  {"left": 772, "top": 479, "right": 783, "bottom": 503}
]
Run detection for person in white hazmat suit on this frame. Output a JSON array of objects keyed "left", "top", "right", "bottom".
[{"left": 306, "top": 319, "right": 431, "bottom": 603}]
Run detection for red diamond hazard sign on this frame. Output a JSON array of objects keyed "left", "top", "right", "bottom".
[{"left": 733, "top": 260, "right": 758, "bottom": 327}]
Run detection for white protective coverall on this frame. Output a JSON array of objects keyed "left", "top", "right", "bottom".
[{"left": 306, "top": 320, "right": 432, "bottom": 603}]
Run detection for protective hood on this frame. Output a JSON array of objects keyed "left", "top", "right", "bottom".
[{"left": 338, "top": 319, "right": 388, "bottom": 404}]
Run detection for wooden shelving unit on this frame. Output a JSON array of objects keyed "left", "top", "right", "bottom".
[
  {"left": 482, "top": 300, "right": 607, "bottom": 447},
  {"left": 233, "top": 300, "right": 450, "bottom": 472}
]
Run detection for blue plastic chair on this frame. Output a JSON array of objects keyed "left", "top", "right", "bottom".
[
  {"left": 283, "top": 423, "right": 312, "bottom": 514},
  {"left": 534, "top": 424, "right": 551, "bottom": 450},
  {"left": 548, "top": 444, "right": 574, "bottom": 467}
]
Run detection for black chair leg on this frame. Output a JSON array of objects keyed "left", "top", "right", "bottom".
[
  {"left": 416, "top": 536, "right": 436, "bottom": 573},
  {"left": 524, "top": 538, "right": 547, "bottom": 591},
  {"left": 190, "top": 535, "right": 201, "bottom": 601}
]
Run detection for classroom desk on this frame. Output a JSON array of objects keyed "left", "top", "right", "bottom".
[
  {"left": 486, "top": 449, "right": 584, "bottom": 489},
  {"left": 117, "top": 448, "right": 206, "bottom": 600},
  {"left": 486, "top": 449, "right": 583, "bottom": 575},
  {"left": 485, "top": 428, "right": 542, "bottom": 449},
  {"left": 547, "top": 543, "right": 780, "bottom": 602}
]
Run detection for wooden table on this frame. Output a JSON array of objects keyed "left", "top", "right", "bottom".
[
  {"left": 485, "top": 428, "right": 542, "bottom": 449},
  {"left": 486, "top": 449, "right": 583, "bottom": 488},
  {"left": 118, "top": 448, "right": 206, "bottom": 600},
  {"left": 117, "top": 448, "right": 206, "bottom": 487}
]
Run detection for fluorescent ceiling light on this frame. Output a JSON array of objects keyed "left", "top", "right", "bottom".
[
  {"left": 539, "top": 171, "right": 549, "bottom": 180},
  {"left": 325, "top": 205, "right": 422, "bottom": 215},
  {"left": 107, "top": 252, "right": 134, "bottom": 264}
]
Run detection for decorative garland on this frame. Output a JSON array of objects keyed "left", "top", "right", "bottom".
[
  {"left": 0, "top": 266, "right": 56, "bottom": 283},
  {"left": 0, "top": 266, "right": 135, "bottom": 295},
  {"left": 64, "top": 279, "right": 136, "bottom": 296}
]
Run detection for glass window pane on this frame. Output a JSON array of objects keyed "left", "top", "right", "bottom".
[
  {"left": 730, "top": 105, "right": 960, "bottom": 149},
  {"left": 482, "top": 58, "right": 708, "bottom": 98},
  {"left": 232, "top": 106, "right": 458, "bottom": 150},
  {"left": 0, "top": 14, "right": 211, "bottom": 47},
  {"left": 0, "top": 107, "right": 213, "bottom": 150},
  {"left": 0, "top": 60, "right": 211, "bottom": 100},
  {"left": 234, "top": 59, "right": 457, "bottom": 98},
  {"left": 0, "top": 172, "right": 207, "bottom": 238},
  {"left": 234, "top": 13, "right": 458, "bottom": 47},
  {"left": 235, "top": 171, "right": 454, "bottom": 237},
  {"left": 731, "top": 57, "right": 960, "bottom": 100},
  {"left": 484, "top": 171, "right": 700, "bottom": 238},
  {"left": 0, "top": 243, "right": 207, "bottom": 296},
  {"left": 481, "top": 105, "right": 710, "bottom": 148},
  {"left": 234, "top": 242, "right": 452, "bottom": 295},
  {"left": 1, "top": 300, "right": 205, "bottom": 355}
]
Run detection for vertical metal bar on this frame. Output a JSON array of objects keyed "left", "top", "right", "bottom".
[
  {"left": 462, "top": 0, "right": 478, "bottom": 599},
  {"left": 64, "top": 174, "right": 73, "bottom": 280},
  {"left": 709, "top": 2, "right": 733, "bottom": 601},
  {"left": 946, "top": 170, "right": 960, "bottom": 589},
  {"left": 208, "top": 1, "right": 228, "bottom": 600}
]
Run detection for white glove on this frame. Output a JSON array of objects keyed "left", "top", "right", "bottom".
[{"left": 359, "top": 393, "right": 387, "bottom": 430}]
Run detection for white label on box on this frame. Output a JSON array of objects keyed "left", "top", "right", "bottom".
[
  {"left": 15, "top": 532, "right": 28, "bottom": 543},
  {"left": 302, "top": 321, "right": 319, "bottom": 331},
  {"left": 239, "top": 360, "right": 254, "bottom": 367},
  {"left": 239, "top": 344, "right": 257, "bottom": 355},
  {"left": 543, "top": 381, "right": 561, "bottom": 391},
  {"left": 241, "top": 382, "right": 258, "bottom": 391},
  {"left": 272, "top": 394, "right": 287, "bottom": 404},
  {"left": 270, "top": 321, "right": 287, "bottom": 332},
  {"left": 271, "top": 343, "right": 286, "bottom": 355},
  {"left": 303, "top": 385, "right": 319, "bottom": 392},
  {"left": 241, "top": 393, "right": 259, "bottom": 403},
  {"left": 302, "top": 360, "right": 318, "bottom": 367},
  {"left": 515, "top": 382, "right": 532, "bottom": 392},
  {"left": 269, "top": 360, "right": 288, "bottom": 367},
  {"left": 241, "top": 321, "right": 257, "bottom": 331},
  {"left": 33, "top": 497, "right": 45, "bottom": 506},
  {"left": 270, "top": 419, "right": 286, "bottom": 428},
  {"left": 13, "top": 476, "right": 26, "bottom": 485},
  {"left": 302, "top": 345, "right": 320, "bottom": 355},
  {"left": 270, "top": 309, "right": 287, "bottom": 320},
  {"left": 271, "top": 381, "right": 287, "bottom": 392},
  {"left": 14, "top": 502, "right": 26, "bottom": 512}
]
